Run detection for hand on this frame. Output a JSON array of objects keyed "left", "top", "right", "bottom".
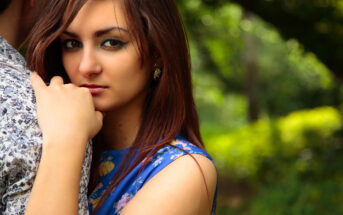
[{"left": 30, "top": 72, "right": 103, "bottom": 147}]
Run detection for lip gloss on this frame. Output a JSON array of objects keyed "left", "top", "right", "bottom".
[
  {"left": 81, "top": 85, "right": 107, "bottom": 96},
  {"left": 88, "top": 87, "right": 106, "bottom": 96}
]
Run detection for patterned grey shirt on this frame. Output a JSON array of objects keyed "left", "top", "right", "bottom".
[{"left": 0, "top": 36, "right": 91, "bottom": 215}]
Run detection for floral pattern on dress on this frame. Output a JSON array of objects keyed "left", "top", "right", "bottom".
[
  {"left": 113, "top": 192, "right": 133, "bottom": 214},
  {"left": 88, "top": 136, "right": 216, "bottom": 215}
]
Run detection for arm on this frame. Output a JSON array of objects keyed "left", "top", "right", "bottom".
[
  {"left": 25, "top": 136, "right": 88, "bottom": 214},
  {"left": 121, "top": 154, "right": 217, "bottom": 215},
  {"left": 25, "top": 73, "right": 103, "bottom": 215},
  {"left": 0, "top": 68, "right": 42, "bottom": 214}
]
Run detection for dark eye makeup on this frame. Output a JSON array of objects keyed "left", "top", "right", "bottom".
[
  {"left": 100, "top": 38, "right": 128, "bottom": 49},
  {"left": 61, "top": 37, "right": 128, "bottom": 51},
  {"left": 62, "top": 39, "right": 82, "bottom": 50}
]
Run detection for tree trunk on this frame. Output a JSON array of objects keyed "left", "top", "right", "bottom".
[{"left": 243, "top": 11, "right": 260, "bottom": 122}]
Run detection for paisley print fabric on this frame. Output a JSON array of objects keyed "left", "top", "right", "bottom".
[{"left": 0, "top": 36, "right": 92, "bottom": 215}]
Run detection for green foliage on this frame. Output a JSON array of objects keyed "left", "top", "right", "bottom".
[
  {"left": 206, "top": 107, "right": 343, "bottom": 214},
  {"left": 227, "top": 0, "right": 343, "bottom": 79},
  {"left": 177, "top": 1, "right": 343, "bottom": 214},
  {"left": 180, "top": 1, "right": 341, "bottom": 118},
  {"left": 255, "top": 24, "right": 340, "bottom": 115},
  {"left": 247, "top": 176, "right": 343, "bottom": 215},
  {"left": 204, "top": 107, "right": 342, "bottom": 180},
  {"left": 278, "top": 107, "right": 341, "bottom": 153}
]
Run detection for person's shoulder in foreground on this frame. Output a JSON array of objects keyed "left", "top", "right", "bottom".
[
  {"left": 0, "top": 0, "right": 91, "bottom": 214},
  {"left": 0, "top": 2, "right": 43, "bottom": 213},
  {"left": 89, "top": 136, "right": 217, "bottom": 215},
  {"left": 0, "top": 37, "right": 91, "bottom": 215},
  {"left": 0, "top": 35, "right": 42, "bottom": 214}
]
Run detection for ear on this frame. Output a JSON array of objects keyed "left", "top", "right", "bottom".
[{"left": 152, "top": 51, "right": 163, "bottom": 68}]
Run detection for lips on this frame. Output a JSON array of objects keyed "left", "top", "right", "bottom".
[{"left": 81, "top": 84, "right": 108, "bottom": 96}]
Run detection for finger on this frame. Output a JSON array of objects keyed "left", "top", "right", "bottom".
[
  {"left": 49, "top": 76, "right": 64, "bottom": 86},
  {"left": 30, "top": 72, "right": 47, "bottom": 93}
]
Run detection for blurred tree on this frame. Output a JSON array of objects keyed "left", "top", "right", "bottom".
[
  {"left": 176, "top": 1, "right": 343, "bottom": 214},
  {"left": 204, "top": 0, "right": 343, "bottom": 79},
  {"left": 243, "top": 11, "right": 260, "bottom": 121},
  {"left": 178, "top": 0, "right": 341, "bottom": 119}
]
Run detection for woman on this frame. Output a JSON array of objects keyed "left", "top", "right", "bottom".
[{"left": 25, "top": 0, "right": 217, "bottom": 214}]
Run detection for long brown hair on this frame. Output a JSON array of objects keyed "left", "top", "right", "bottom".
[
  {"left": 26, "top": 0, "right": 205, "bottom": 212},
  {"left": 0, "top": 0, "right": 11, "bottom": 14}
]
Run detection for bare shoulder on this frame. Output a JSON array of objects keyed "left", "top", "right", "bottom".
[{"left": 121, "top": 153, "right": 217, "bottom": 215}]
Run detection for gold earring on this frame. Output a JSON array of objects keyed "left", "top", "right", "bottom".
[{"left": 153, "top": 65, "right": 162, "bottom": 80}]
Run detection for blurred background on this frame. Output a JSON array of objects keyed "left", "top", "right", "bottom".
[{"left": 177, "top": 0, "right": 343, "bottom": 214}]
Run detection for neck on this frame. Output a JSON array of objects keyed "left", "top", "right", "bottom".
[
  {"left": 0, "top": 1, "right": 24, "bottom": 48},
  {"left": 98, "top": 105, "right": 143, "bottom": 151}
]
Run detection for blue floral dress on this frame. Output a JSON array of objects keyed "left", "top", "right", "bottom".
[{"left": 88, "top": 136, "right": 217, "bottom": 214}]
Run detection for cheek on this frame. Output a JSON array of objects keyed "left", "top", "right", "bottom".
[
  {"left": 103, "top": 50, "right": 142, "bottom": 78},
  {"left": 103, "top": 56, "right": 150, "bottom": 99},
  {"left": 112, "top": 57, "right": 148, "bottom": 85},
  {"left": 62, "top": 53, "right": 78, "bottom": 80}
]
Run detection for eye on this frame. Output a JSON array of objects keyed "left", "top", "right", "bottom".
[
  {"left": 100, "top": 38, "right": 127, "bottom": 49},
  {"left": 62, "top": 39, "right": 82, "bottom": 50}
]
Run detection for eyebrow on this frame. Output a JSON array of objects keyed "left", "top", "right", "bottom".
[{"left": 62, "top": 26, "right": 129, "bottom": 38}]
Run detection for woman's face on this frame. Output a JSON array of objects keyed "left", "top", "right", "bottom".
[{"left": 60, "top": 0, "right": 151, "bottom": 113}]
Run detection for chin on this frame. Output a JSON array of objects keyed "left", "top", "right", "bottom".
[
  {"left": 93, "top": 103, "right": 114, "bottom": 113},
  {"left": 94, "top": 105, "right": 107, "bottom": 112}
]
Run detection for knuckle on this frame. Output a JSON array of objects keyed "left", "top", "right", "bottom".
[
  {"left": 64, "top": 83, "right": 74, "bottom": 88},
  {"left": 51, "top": 76, "right": 62, "bottom": 82},
  {"left": 80, "top": 87, "right": 91, "bottom": 94}
]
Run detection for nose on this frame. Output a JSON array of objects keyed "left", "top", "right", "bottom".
[{"left": 78, "top": 47, "right": 102, "bottom": 77}]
